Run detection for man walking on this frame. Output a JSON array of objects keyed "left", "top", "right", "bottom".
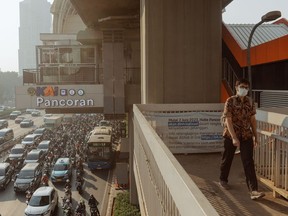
[{"left": 219, "top": 78, "right": 265, "bottom": 200}]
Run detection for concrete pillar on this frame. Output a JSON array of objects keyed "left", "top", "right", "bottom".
[
  {"left": 102, "top": 30, "right": 125, "bottom": 114},
  {"left": 141, "top": 0, "right": 223, "bottom": 104}
]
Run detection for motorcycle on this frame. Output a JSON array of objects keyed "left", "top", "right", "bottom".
[
  {"left": 43, "top": 162, "right": 51, "bottom": 176},
  {"left": 71, "top": 157, "right": 76, "bottom": 168},
  {"left": 75, "top": 204, "right": 86, "bottom": 216},
  {"left": 90, "top": 205, "right": 100, "bottom": 216},
  {"left": 76, "top": 165, "right": 84, "bottom": 176},
  {"left": 63, "top": 206, "right": 73, "bottom": 216},
  {"left": 64, "top": 185, "right": 72, "bottom": 197},
  {"left": 61, "top": 192, "right": 72, "bottom": 207}
]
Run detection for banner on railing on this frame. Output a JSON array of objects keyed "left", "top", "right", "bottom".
[{"left": 146, "top": 112, "right": 224, "bottom": 153}]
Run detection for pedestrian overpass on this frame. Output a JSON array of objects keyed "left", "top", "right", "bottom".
[{"left": 131, "top": 104, "right": 288, "bottom": 216}]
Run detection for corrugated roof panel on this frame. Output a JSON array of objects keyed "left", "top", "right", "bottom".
[{"left": 225, "top": 24, "right": 288, "bottom": 49}]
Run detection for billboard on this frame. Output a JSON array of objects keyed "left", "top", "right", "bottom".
[{"left": 15, "top": 85, "right": 104, "bottom": 109}]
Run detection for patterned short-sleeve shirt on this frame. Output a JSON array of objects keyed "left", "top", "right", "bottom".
[{"left": 222, "top": 95, "right": 256, "bottom": 140}]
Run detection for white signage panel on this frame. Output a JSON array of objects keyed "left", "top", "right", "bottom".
[{"left": 147, "top": 112, "right": 224, "bottom": 153}]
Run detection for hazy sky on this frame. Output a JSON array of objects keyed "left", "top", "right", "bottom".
[
  {"left": 223, "top": 0, "right": 288, "bottom": 24},
  {"left": 0, "top": 0, "right": 53, "bottom": 73},
  {"left": 0, "top": 0, "right": 287, "bottom": 72}
]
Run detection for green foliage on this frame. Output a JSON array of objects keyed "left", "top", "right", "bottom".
[{"left": 114, "top": 191, "right": 141, "bottom": 216}]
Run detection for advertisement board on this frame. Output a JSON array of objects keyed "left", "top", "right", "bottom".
[{"left": 146, "top": 111, "right": 224, "bottom": 153}]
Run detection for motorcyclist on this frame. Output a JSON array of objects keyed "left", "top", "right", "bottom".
[
  {"left": 25, "top": 190, "right": 32, "bottom": 204},
  {"left": 75, "top": 175, "right": 83, "bottom": 193},
  {"left": 88, "top": 194, "right": 97, "bottom": 206},
  {"left": 65, "top": 179, "right": 71, "bottom": 189},
  {"left": 62, "top": 199, "right": 72, "bottom": 210},
  {"left": 63, "top": 179, "right": 72, "bottom": 201},
  {"left": 88, "top": 194, "right": 100, "bottom": 216},
  {"left": 10, "top": 159, "right": 18, "bottom": 171},
  {"left": 41, "top": 173, "right": 49, "bottom": 186},
  {"left": 75, "top": 199, "right": 86, "bottom": 214},
  {"left": 47, "top": 151, "right": 53, "bottom": 162},
  {"left": 76, "top": 160, "right": 84, "bottom": 173},
  {"left": 76, "top": 173, "right": 84, "bottom": 185}
]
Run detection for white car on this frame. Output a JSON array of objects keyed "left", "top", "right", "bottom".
[
  {"left": 21, "top": 134, "right": 41, "bottom": 148},
  {"left": 43, "top": 114, "right": 53, "bottom": 123},
  {"left": 25, "top": 186, "right": 58, "bottom": 216}
]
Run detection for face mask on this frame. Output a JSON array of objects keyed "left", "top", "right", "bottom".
[{"left": 237, "top": 87, "right": 248, "bottom": 97}]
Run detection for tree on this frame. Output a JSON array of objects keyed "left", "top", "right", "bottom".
[{"left": 0, "top": 71, "right": 22, "bottom": 105}]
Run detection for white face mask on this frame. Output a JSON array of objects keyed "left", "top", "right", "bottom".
[{"left": 237, "top": 87, "right": 248, "bottom": 97}]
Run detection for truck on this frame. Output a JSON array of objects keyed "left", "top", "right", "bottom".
[
  {"left": 44, "top": 115, "right": 63, "bottom": 129},
  {"left": 62, "top": 114, "right": 74, "bottom": 124}
]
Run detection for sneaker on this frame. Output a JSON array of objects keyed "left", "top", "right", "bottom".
[
  {"left": 235, "top": 148, "right": 241, "bottom": 154},
  {"left": 219, "top": 181, "right": 230, "bottom": 190},
  {"left": 250, "top": 191, "right": 265, "bottom": 200}
]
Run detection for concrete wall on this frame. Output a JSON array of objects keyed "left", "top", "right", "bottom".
[{"left": 141, "top": 0, "right": 223, "bottom": 104}]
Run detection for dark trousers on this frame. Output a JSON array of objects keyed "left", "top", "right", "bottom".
[{"left": 219, "top": 137, "right": 258, "bottom": 191}]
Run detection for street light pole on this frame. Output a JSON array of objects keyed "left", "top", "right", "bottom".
[{"left": 247, "top": 11, "right": 281, "bottom": 97}]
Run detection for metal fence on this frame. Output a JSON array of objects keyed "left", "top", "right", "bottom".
[{"left": 255, "top": 109, "right": 288, "bottom": 199}]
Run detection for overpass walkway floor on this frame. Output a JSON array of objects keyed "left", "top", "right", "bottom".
[{"left": 176, "top": 153, "right": 288, "bottom": 216}]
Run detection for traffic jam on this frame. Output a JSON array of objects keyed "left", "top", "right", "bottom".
[{"left": 0, "top": 111, "right": 123, "bottom": 216}]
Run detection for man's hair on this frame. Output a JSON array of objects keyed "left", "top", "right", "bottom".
[{"left": 235, "top": 78, "right": 250, "bottom": 87}]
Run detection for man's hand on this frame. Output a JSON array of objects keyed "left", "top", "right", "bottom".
[
  {"left": 253, "top": 137, "right": 258, "bottom": 148},
  {"left": 232, "top": 137, "right": 240, "bottom": 147}
]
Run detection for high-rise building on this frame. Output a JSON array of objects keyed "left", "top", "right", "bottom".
[{"left": 18, "top": 0, "right": 51, "bottom": 76}]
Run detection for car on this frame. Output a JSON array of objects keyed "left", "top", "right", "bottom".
[
  {"left": 15, "top": 116, "right": 26, "bottom": 124},
  {"left": 0, "top": 128, "right": 14, "bottom": 145},
  {"left": 31, "top": 110, "right": 41, "bottom": 117},
  {"left": 21, "top": 134, "right": 41, "bottom": 148},
  {"left": 24, "top": 186, "right": 58, "bottom": 216},
  {"left": 8, "top": 144, "right": 27, "bottom": 161},
  {"left": 9, "top": 110, "right": 22, "bottom": 119},
  {"left": 24, "top": 149, "right": 44, "bottom": 165},
  {"left": 20, "top": 119, "right": 34, "bottom": 128},
  {"left": 14, "top": 163, "right": 42, "bottom": 193},
  {"left": 99, "top": 120, "right": 111, "bottom": 127},
  {"left": 51, "top": 158, "right": 72, "bottom": 183},
  {"left": 0, "top": 106, "right": 5, "bottom": 112},
  {"left": 33, "top": 127, "right": 47, "bottom": 137},
  {"left": 0, "top": 162, "right": 13, "bottom": 190},
  {"left": 26, "top": 108, "right": 35, "bottom": 114},
  {"left": 43, "top": 114, "right": 53, "bottom": 122},
  {"left": 0, "top": 120, "right": 8, "bottom": 130},
  {"left": 37, "top": 140, "right": 51, "bottom": 154}
]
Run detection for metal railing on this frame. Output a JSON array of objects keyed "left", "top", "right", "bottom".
[
  {"left": 222, "top": 58, "right": 239, "bottom": 94},
  {"left": 252, "top": 90, "right": 288, "bottom": 108},
  {"left": 133, "top": 104, "right": 220, "bottom": 216},
  {"left": 23, "top": 67, "right": 141, "bottom": 85},
  {"left": 255, "top": 109, "right": 288, "bottom": 199}
]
